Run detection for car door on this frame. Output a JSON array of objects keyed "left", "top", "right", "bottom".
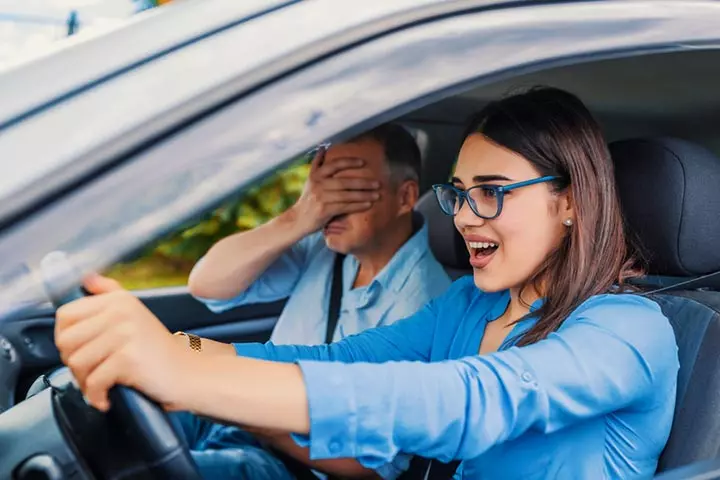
[
  {"left": 0, "top": 2, "right": 718, "bottom": 449},
  {"left": 0, "top": 0, "right": 509, "bottom": 402}
]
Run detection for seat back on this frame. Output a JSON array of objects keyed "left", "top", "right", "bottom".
[
  {"left": 417, "top": 136, "right": 720, "bottom": 473},
  {"left": 651, "top": 292, "right": 720, "bottom": 471},
  {"left": 610, "top": 137, "right": 720, "bottom": 472},
  {"left": 415, "top": 191, "right": 470, "bottom": 280}
]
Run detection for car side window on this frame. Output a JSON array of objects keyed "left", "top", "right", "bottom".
[
  {"left": 105, "top": 160, "right": 310, "bottom": 290},
  {"left": 103, "top": 125, "right": 432, "bottom": 291}
]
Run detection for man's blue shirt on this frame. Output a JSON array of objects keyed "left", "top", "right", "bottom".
[{"left": 195, "top": 217, "right": 451, "bottom": 346}]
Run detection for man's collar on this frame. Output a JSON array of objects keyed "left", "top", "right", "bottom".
[{"left": 359, "top": 212, "right": 432, "bottom": 293}]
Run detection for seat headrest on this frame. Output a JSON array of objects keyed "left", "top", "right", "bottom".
[
  {"left": 610, "top": 137, "right": 720, "bottom": 277},
  {"left": 416, "top": 191, "right": 469, "bottom": 271}
]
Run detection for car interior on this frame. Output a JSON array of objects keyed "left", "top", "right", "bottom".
[
  {"left": 1, "top": 46, "right": 720, "bottom": 479},
  {"left": 406, "top": 49, "right": 720, "bottom": 477}
]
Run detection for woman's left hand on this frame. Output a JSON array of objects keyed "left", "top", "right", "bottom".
[{"left": 54, "top": 274, "right": 196, "bottom": 412}]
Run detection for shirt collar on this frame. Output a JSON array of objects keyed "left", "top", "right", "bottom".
[
  {"left": 529, "top": 297, "right": 544, "bottom": 312},
  {"left": 497, "top": 296, "right": 546, "bottom": 350},
  {"left": 487, "top": 292, "right": 545, "bottom": 322},
  {"left": 348, "top": 212, "right": 433, "bottom": 294}
]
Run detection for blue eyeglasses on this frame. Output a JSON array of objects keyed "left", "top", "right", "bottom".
[{"left": 432, "top": 176, "right": 559, "bottom": 219}]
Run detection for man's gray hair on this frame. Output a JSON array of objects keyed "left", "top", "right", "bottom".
[{"left": 348, "top": 123, "right": 422, "bottom": 186}]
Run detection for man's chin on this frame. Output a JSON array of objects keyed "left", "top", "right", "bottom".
[{"left": 323, "top": 234, "right": 351, "bottom": 255}]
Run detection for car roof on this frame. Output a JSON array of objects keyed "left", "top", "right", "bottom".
[
  {"left": 0, "top": 0, "right": 292, "bottom": 127},
  {"left": 0, "top": 0, "right": 483, "bottom": 127},
  {"left": 0, "top": 0, "right": 492, "bottom": 229}
]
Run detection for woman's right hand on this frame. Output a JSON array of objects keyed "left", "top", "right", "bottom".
[{"left": 287, "top": 147, "right": 381, "bottom": 235}]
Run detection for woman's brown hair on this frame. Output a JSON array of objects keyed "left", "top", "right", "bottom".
[{"left": 464, "top": 86, "right": 643, "bottom": 346}]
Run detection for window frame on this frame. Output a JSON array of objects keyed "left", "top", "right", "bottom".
[{"left": 1, "top": 0, "right": 720, "bottom": 313}]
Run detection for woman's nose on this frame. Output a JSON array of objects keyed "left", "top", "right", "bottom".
[{"left": 453, "top": 200, "right": 485, "bottom": 230}]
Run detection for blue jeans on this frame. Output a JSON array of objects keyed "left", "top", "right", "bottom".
[{"left": 170, "top": 412, "right": 296, "bottom": 480}]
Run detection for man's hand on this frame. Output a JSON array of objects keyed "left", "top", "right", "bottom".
[
  {"left": 54, "top": 274, "right": 195, "bottom": 412},
  {"left": 288, "top": 147, "right": 380, "bottom": 235}
]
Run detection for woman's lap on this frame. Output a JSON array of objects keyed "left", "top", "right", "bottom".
[{"left": 170, "top": 411, "right": 296, "bottom": 480}]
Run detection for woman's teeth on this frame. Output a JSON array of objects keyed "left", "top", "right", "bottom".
[{"left": 468, "top": 241, "right": 497, "bottom": 249}]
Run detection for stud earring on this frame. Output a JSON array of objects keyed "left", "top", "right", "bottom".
[{"left": 563, "top": 218, "right": 573, "bottom": 227}]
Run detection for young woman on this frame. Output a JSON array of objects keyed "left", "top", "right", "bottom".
[{"left": 54, "top": 87, "right": 679, "bottom": 479}]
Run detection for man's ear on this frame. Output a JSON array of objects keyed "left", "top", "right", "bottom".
[{"left": 397, "top": 180, "right": 419, "bottom": 216}]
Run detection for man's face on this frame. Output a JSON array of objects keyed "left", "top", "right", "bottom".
[{"left": 322, "top": 138, "right": 411, "bottom": 255}]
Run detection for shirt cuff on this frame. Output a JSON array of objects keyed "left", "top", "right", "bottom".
[
  {"left": 287, "top": 435, "right": 411, "bottom": 480},
  {"left": 232, "top": 342, "right": 272, "bottom": 359},
  {"left": 297, "top": 360, "right": 359, "bottom": 461}
]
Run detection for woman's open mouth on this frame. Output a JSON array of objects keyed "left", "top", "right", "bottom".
[{"left": 467, "top": 240, "right": 499, "bottom": 269}]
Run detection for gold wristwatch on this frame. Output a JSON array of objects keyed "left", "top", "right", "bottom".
[{"left": 174, "top": 331, "right": 202, "bottom": 353}]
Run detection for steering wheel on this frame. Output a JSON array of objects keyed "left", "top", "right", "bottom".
[{"left": 41, "top": 252, "right": 201, "bottom": 479}]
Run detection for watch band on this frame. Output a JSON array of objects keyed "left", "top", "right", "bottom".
[{"left": 174, "top": 331, "right": 202, "bottom": 353}]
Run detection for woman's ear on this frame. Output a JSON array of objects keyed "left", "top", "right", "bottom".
[
  {"left": 397, "top": 180, "right": 419, "bottom": 216},
  {"left": 560, "top": 188, "right": 575, "bottom": 226}
]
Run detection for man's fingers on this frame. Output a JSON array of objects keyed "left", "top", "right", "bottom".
[
  {"left": 340, "top": 202, "right": 375, "bottom": 214},
  {"left": 56, "top": 313, "right": 113, "bottom": 360},
  {"left": 317, "top": 157, "right": 365, "bottom": 178},
  {"left": 322, "top": 177, "right": 380, "bottom": 192},
  {"left": 308, "top": 146, "right": 327, "bottom": 173},
  {"left": 65, "top": 328, "right": 121, "bottom": 390},
  {"left": 327, "top": 202, "right": 374, "bottom": 216},
  {"left": 322, "top": 190, "right": 380, "bottom": 204}
]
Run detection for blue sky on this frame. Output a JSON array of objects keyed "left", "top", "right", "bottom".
[{"left": 0, "top": 0, "right": 141, "bottom": 70}]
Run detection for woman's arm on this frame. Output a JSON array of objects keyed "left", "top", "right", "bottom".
[
  {"left": 53, "top": 274, "right": 439, "bottom": 412},
  {"left": 230, "top": 306, "right": 437, "bottom": 364},
  {"left": 173, "top": 297, "right": 441, "bottom": 363},
  {"left": 168, "top": 296, "right": 678, "bottom": 468},
  {"left": 174, "top": 335, "right": 237, "bottom": 356},
  {"left": 56, "top": 277, "right": 676, "bottom": 469}
]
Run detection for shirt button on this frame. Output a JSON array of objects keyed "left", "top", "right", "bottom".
[
  {"left": 521, "top": 372, "right": 533, "bottom": 382},
  {"left": 328, "top": 440, "right": 342, "bottom": 455}
]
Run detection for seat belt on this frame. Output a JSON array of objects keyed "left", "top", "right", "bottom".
[
  {"left": 401, "top": 456, "right": 460, "bottom": 480},
  {"left": 322, "top": 254, "right": 460, "bottom": 479},
  {"left": 325, "top": 253, "right": 346, "bottom": 344},
  {"left": 425, "top": 459, "right": 461, "bottom": 479},
  {"left": 273, "top": 252, "right": 344, "bottom": 480}
]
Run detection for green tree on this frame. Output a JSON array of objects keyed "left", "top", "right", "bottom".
[{"left": 106, "top": 162, "right": 310, "bottom": 289}]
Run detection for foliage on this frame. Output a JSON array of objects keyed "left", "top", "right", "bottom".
[
  {"left": 155, "top": 162, "right": 309, "bottom": 262},
  {"left": 111, "top": 0, "right": 316, "bottom": 289},
  {"left": 106, "top": 162, "right": 310, "bottom": 289}
]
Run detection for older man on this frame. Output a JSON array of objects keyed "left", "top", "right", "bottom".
[
  {"left": 172, "top": 124, "right": 451, "bottom": 480},
  {"left": 188, "top": 123, "right": 450, "bottom": 348}
]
